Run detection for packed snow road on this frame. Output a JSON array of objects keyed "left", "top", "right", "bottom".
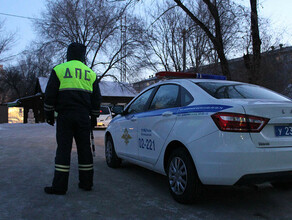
[{"left": 0, "top": 123, "right": 292, "bottom": 219}]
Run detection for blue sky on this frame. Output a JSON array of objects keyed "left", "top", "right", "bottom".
[
  {"left": 1, "top": 0, "right": 292, "bottom": 66},
  {"left": 1, "top": 0, "right": 46, "bottom": 61}
]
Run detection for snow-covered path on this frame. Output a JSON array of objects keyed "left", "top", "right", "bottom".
[{"left": 1, "top": 123, "right": 292, "bottom": 220}]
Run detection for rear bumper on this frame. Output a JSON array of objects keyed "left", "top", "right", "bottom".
[
  {"left": 235, "top": 171, "right": 292, "bottom": 185},
  {"left": 188, "top": 131, "right": 292, "bottom": 185}
]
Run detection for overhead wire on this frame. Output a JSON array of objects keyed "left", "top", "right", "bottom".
[{"left": 0, "top": 12, "right": 43, "bottom": 21}]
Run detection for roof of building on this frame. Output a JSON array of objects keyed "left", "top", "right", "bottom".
[
  {"left": 99, "top": 81, "right": 137, "bottom": 97},
  {"left": 37, "top": 77, "right": 137, "bottom": 97},
  {"left": 38, "top": 77, "right": 49, "bottom": 94}
]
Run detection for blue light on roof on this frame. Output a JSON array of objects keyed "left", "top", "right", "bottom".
[
  {"left": 196, "top": 73, "right": 226, "bottom": 80},
  {"left": 155, "top": 71, "right": 226, "bottom": 80}
]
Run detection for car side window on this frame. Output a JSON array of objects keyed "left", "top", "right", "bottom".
[
  {"left": 181, "top": 87, "right": 194, "bottom": 106},
  {"left": 149, "top": 84, "right": 179, "bottom": 110},
  {"left": 127, "top": 88, "right": 155, "bottom": 114}
]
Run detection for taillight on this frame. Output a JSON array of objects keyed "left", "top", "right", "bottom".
[{"left": 211, "top": 112, "right": 269, "bottom": 132}]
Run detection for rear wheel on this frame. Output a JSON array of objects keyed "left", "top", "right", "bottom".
[
  {"left": 167, "top": 148, "right": 201, "bottom": 204},
  {"left": 105, "top": 135, "right": 121, "bottom": 168}
]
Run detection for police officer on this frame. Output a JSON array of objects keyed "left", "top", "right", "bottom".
[{"left": 44, "top": 42, "right": 101, "bottom": 195}]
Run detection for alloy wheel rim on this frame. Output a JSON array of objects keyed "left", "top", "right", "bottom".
[{"left": 168, "top": 157, "right": 187, "bottom": 195}]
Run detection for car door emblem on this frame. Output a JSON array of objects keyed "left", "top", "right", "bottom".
[{"left": 122, "top": 128, "right": 132, "bottom": 145}]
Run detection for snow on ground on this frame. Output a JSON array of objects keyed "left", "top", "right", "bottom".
[{"left": 0, "top": 123, "right": 48, "bottom": 130}]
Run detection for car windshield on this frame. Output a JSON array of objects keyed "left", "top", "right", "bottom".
[
  {"left": 100, "top": 106, "right": 110, "bottom": 114},
  {"left": 196, "top": 82, "right": 290, "bottom": 101}
]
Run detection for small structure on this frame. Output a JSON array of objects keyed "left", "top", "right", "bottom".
[
  {"left": 99, "top": 81, "right": 137, "bottom": 106},
  {"left": 7, "top": 77, "right": 137, "bottom": 123},
  {"left": 7, "top": 94, "right": 44, "bottom": 123}
]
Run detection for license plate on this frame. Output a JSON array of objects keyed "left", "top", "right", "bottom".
[
  {"left": 97, "top": 122, "right": 103, "bottom": 126},
  {"left": 275, "top": 126, "right": 292, "bottom": 136}
]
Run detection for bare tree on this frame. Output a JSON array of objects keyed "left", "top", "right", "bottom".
[
  {"left": 242, "top": 0, "right": 261, "bottom": 83},
  {"left": 238, "top": 0, "right": 270, "bottom": 85},
  {"left": 138, "top": 1, "right": 210, "bottom": 73},
  {"left": 139, "top": 0, "right": 243, "bottom": 77},
  {"left": 35, "top": 0, "right": 146, "bottom": 81},
  {"left": 173, "top": 0, "right": 231, "bottom": 79},
  {"left": 0, "top": 20, "right": 16, "bottom": 63},
  {"left": 19, "top": 42, "right": 55, "bottom": 79},
  {"left": 249, "top": 0, "right": 261, "bottom": 82},
  {"left": 146, "top": 2, "right": 187, "bottom": 72},
  {"left": 0, "top": 68, "right": 11, "bottom": 104},
  {"left": 0, "top": 46, "right": 52, "bottom": 103}
]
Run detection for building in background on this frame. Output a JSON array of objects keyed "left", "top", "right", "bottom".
[
  {"left": 188, "top": 45, "right": 292, "bottom": 95},
  {"left": 6, "top": 77, "right": 137, "bottom": 123},
  {"left": 133, "top": 45, "right": 292, "bottom": 95}
]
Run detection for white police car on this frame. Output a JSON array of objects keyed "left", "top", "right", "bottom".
[
  {"left": 104, "top": 72, "right": 292, "bottom": 203},
  {"left": 96, "top": 106, "right": 112, "bottom": 128}
]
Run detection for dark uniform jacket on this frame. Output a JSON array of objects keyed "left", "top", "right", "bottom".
[{"left": 44, "top": 60, "right": 101, "bottom": 117}]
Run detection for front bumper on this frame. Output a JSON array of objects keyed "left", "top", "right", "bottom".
[{"left": 96, "top": 121, "right": 110, "bottom": 128}]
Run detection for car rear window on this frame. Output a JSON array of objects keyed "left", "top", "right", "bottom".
[
  {"left": 196, "top": 82, "right": 290, "bottom": 101},
  {"left": 100, "top": 106, "right": 110, "bottom": 114}
]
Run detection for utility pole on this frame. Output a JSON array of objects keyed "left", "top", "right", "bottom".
[
  {"left": 107, "top": 0, "right": 127, "bottom": 82},
  {"left": 182, "top": 29, "right": 187, "bottom": 72},
  {"left": 120, "top": 14, "right": 127, "bottom": 82}
]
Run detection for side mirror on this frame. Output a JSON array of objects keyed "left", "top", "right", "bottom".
[{"left": 120, "top": 110, "right": 127, "bottom": 116}]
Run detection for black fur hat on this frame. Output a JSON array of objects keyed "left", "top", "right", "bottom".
[{"left": 67, "top": 42, "right": 86, "bottom": 63}]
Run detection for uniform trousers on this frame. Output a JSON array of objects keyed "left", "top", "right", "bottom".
[{"left": 52, "top": 111, "right": 93, "bottom": 191}]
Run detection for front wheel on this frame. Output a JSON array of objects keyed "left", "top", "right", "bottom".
[
  {"left": 105, "top": 135, "right": 121, "bottom": 168},
  {"left": 167, "top": 148, "right": 202, "bottom": 204}
]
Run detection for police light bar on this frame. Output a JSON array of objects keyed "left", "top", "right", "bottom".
[
  {"left": 155, "top": 71, "right": 226, "bottom": 80},
  {"left": 196, "top": 73, "right": 226, "bottom": 80}
]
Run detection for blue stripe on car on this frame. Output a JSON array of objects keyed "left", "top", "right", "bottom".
[
  {"left": 178, "top": 104, "right": 232, "bottom": 113},
  {"left": 111, "top": 105, "right": 232, "bottom": 123}
]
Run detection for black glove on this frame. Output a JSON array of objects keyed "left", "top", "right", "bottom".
[
  {"left": 91, "top": 116, "right": 97, "bottom": 129},
  {"left": 45, "top": 111, "right": 55, "bottom": 126}
]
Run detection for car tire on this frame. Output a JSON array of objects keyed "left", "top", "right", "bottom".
[
  {"left": 105, "top": 135, "right": 121, "bottom": 168},
  {"left": 167, "top": 147, "right": 202, "bottom": 204},
  {"left": 271, "top": 182, "right": 292, "bottom": 190}
]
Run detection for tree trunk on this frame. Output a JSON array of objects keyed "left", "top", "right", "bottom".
[
  {"left": 250, "top": 0, "right": 261, "bottom": 83},
  {"left": 174, "top": 0, "right": 231, "bottom": 79},
  {"left": 217, "top": 46, "right": 230, "bottom": 79}
]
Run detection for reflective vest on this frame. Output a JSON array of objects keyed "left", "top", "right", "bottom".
[{"left": 54, "top": 60, "right": 97, "bottom": 93}]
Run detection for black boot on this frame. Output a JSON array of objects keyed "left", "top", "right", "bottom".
[{"left": 44, "top": 186, "right": 66, "bottom": 195}]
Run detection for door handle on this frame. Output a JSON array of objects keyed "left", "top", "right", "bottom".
[{"left": 162, "top": 111, "right": 173, "bottom": 117}]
